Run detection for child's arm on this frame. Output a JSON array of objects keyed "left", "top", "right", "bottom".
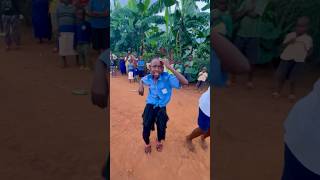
[
  {"left": 138, "top": 79, "right": 145, "bottom": 96},
  {"left": 211, "top": 31, "right": 250, "bottom": 73},
  {"left": 162, "top": 60, "right": 189, "bottom": 85},
  {"left": 282, "top": 33, "right": 296, "bottom": 48},
  {"left": 91, "top": 58, "right": 108, "bottom": 108}
]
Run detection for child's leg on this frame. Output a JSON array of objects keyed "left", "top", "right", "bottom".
[
  {"left": 186, "top": 127, "right": 204, "bottom": 141},
  {"left": 142, "top": 105, "right": 156, "bottom": 153},
  {"left": 3, "top": 15, "right": 12, "bottom": 49},
  {"left": 201, "top": 127, "right": 210, "bottom": 140},
  {"left": 186, "top": 108, "right": 210, "bottom": 151},
  {"left": 274, "top": 61, "right": 292, "bottom": 95},
  {"left": 288, "top": 62, "right": 304, "bottom": 98},
  {"left": 155, "top": 108, "right": 169, "bottom": 152},
  {"left": 12, "top": 15, "right": 21, "bottom": 48}
]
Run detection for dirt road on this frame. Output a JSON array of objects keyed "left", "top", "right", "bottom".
[
  {"left": 0, "top": 29, "right": 106, "bottom": 180},
  {"left": 110, "top": 75, "right": 210, "bottom": 180},
  {"left": 213, "top": 67, "right": 320, "bottom": 180}
]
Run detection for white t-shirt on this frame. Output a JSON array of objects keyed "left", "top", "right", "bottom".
[
  {"left": 280, "top": 32, "right": 313, "bottom": 62},
  {"left": 284, "top": 78, "right": 320, "bottom": 175},
  {"left": 199, "top": 87, "right": 210, "bottom": 117},
  {"left": 198, "top": 72, "right": 208, "bottom": 81}
]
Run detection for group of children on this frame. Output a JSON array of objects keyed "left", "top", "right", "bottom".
[
  {"left": 55, "top": 0, "right": 109, "bottom": 70},
  {"left": 110, "top": 51, "right": 146, "bottom": 83},
  {"left": 111, "top": 51, "right": 209, "bottom": 91},
  {"left": 213, "top": 0, "right": 313, "bottom": 101}
]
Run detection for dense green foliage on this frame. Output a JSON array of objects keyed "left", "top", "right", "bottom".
[
  {"left": 111, "top": 0, "right": 210, "bottom": 81},
  {"left": 228, "top": 0, "right": 320, "bottom": 64}
]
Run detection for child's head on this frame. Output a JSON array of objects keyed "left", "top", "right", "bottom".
[
  {"left": 188, "top": 55, "right": 193, "bottom": 61},
  {"left": 150, "top": 58, "right": 164, "bottom": 79},
  {"left": 202, "top": 67, "right": 207, "bottom": 72},
  {"left": 296, "top": 16, "right": 310, "bottom": 35},
  {"left": 216, "top": 0, "right": 228, "bottom": 11},
  {"left": 76, "top": 8, "right": 86, "bottom": 20}
]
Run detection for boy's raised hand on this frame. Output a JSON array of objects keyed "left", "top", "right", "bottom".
[{"left": 160, "top": 59, "right": 172, "bottom": 71}]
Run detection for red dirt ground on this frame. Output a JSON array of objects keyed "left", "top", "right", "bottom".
[
  {"left": 213, "top": 66, "right": 320, "bottom": 180},
  {"left": 0, "top": 28, "right": 106, "bottom": 180},
  {"left": 110, "top": 75, "right": 210, "bottom": 180}
]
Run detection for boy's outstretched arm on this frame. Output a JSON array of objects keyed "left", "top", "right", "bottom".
[
  {"left": 91, "top": 60, "right": 108, "bottom": 108},
  {"left": 161, "top": 60, "right": 189, "bottom": 85},
  {"left": 211, "top": 31, "right": 250, "bottom": 73},
  {"left": 138, "top": 80, "right": 145, "bottom": 96}
]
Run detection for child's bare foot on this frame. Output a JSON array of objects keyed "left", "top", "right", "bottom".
[
  {"left": 156, "top": 141, "right": 163, "bottom": 152},
  {"left": 145, "top": 144, "right": 151, "bottom": 154},
  {"left": 200, "top": 136, "right": 208, "bottom": 150},
  {"left": 272, "top": 92, "right": 280, "bottom": 98},
  {"left": 185, "top": 136, "right": 195, "bottom": 152}
]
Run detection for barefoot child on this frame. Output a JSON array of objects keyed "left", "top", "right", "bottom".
[
  {"left": 273, "top": 16, "right": 313, "bottom": 101},
  {"left": 138, "top": 58, "right": 188, "bottom": 154},
  {"left": 185, "top": 31, "right": 250, "bottom": 152},
  {"left": 127, "top": 60, "right": 134, "bottom": 83},
  {"left": 75, "top": 7, "right": 91, "bottom": 71},
  {"left": 1, "top": 0, "right": 22, "bottom": 51},
  {"left": 196, "top": 67, "right": 208, "bottom": 91}
]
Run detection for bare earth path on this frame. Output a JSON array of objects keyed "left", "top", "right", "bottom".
[
  {"left": 110, "top": 75, "right": 210, "bottom": 180},
  {"left": 213, "top": 67, "right": 320, "bottom": 180},
  {"left": 0, "top": 28, "right": 106, "bottom": 180}
]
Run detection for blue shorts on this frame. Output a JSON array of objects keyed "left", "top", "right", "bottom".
[{"left": 198, "top": 108, "right": 210, "bottom": 132}]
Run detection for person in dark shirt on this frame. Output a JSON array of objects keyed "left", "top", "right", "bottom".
[{"left": 1, "top": 0, "right": 22, "bottom": 51}]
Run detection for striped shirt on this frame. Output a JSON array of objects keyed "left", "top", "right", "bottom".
[{"left": 56, "top": 3, "right": 76, "bottom": 32}]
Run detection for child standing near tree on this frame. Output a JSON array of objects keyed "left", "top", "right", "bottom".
[{"left": 272, "top": 16, "right": 313, "bottom": 101}]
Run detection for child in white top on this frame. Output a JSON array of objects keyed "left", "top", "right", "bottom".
[
  {"left": 196, "top": 67, "right": 208, "bottom": 91},
  {"left": 273, "top": 16, "right": 313, "bottom": 101}
]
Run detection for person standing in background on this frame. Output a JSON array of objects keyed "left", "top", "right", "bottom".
[
  {"left": 1, "top": 0, "right": 22, "bottom": 51},
  {"left": 0, "top": 1, "right": 4, "bottom": 36},
  {"left": 56, "top": 0, "right": 77, "bottom": 68},
  {"left": 49, "top": 0, "right": 59, "bottom": 52},
  {"left": 32, "top": 0, "right": 52, "bottom": 43},
  {"left": 232, "top": 0, "right": 266, "bottom": 89},
  {"left": 87, "top": 0, "right": 109, "bottom": 53}
]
